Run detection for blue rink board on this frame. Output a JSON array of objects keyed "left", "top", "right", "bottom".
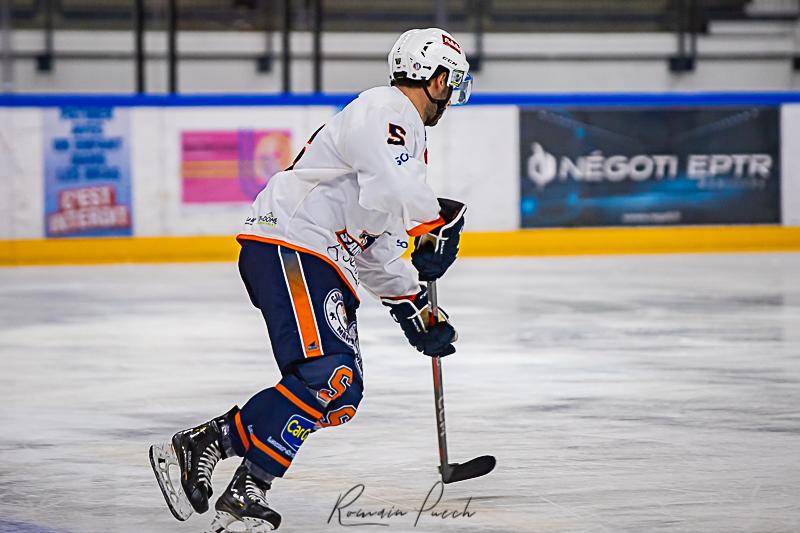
[{"left": 1, "top": 91, "right": 800, "bottom": 108}]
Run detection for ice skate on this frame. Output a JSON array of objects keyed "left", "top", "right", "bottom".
[
  {"left": 149, "top": 407, "right": 237, "bottom": 521},
  {"left": 205, "top": 464, "right": 282, "bottom": 532}
]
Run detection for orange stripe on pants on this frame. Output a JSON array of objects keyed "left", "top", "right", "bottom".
[
  {"left": 250, "top": 433, "right": 292, "bottom": 468},
  {"left": 280, "top": 249, "right": 323, "bottom": 358},
  {"left": 234, "top": 411, "right": 250, "bottom": 451},
  {"left": 276, "top": 383, "right": 324, "bottom": 420}
]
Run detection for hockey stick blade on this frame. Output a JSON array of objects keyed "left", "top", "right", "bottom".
[{"left": 441, "top": 455, "right": 496, "bottom": 484}]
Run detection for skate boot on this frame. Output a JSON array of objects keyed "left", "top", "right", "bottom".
[
  {"left": 149, "top": 406, "right": 238, "bottom": 521},
  {"left": 206, "top": 464, "right": 282, "bottom": 532}
]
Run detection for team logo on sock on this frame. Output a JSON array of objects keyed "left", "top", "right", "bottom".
[
  {"left": 324, "top": 289, "right": 356, "bottom": 348},
  {"left": 281, "top": 414, "right": 314, "bottom": 451}
]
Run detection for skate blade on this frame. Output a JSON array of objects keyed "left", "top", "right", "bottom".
[
  {"left": 205, "top": 511, "right": 277, "bottom": 533},
  {"left": 149, "top": 441, "right": 194, "bottom": 521}
]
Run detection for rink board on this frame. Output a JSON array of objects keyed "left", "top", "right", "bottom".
[
  {"left": 2, "top": 226, "right": 800, "bottom": 266},
  {"left": 2, "top": 93, "right": 800, "bottom": 264}
]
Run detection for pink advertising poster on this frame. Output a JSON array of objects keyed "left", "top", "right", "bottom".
[{"left": 181, "top": 130, "right": 293, "bottom": 204}]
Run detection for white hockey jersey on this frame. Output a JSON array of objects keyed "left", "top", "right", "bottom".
[{"left": 237, "top": 86, "right": 444, "bottom": 300}]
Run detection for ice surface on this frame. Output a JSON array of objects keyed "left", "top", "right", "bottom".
[{"left": 1, "top": 254, "right": 799, "bottom": 533}]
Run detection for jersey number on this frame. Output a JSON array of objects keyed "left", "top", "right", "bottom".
[{"left": 387, "top": 123, "right": 406, "bottom": 146}]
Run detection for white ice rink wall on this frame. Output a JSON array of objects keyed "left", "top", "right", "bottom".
[
  {"left": 781, "top": 104, "right": 800, "bottom": 227},
  {"left": 1, "top": 93, "right": 800, "bottom": 264},
  {"left": 0, "top": 95, "right": 520, "bottom": 241}
]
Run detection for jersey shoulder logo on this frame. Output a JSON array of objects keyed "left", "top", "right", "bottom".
[{"left": 387, "top": 123, "right": 406, "bottom": 146}]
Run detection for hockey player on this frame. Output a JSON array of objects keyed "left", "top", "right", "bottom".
[{"left": 149, "top": 27, "right": 472, "bottom": 532}]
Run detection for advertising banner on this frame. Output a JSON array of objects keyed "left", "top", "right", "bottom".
[
  {"left": 181, "top": 129, "right": 292, "bottom": 204},
  {"left": 520, "top": 107, "right": 781, "bottom": 227},
  {"left": 44, "top": 107, "right": 133, "bottom": 237}
]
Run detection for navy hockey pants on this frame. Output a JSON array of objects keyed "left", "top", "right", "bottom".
[{"left": 227, "top": 239, "right": 363, "bottom": 478}]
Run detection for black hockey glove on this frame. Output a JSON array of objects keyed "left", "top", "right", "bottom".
[
  {"left": 411, "top": 198, "right": 467, "bottom": 282},
  {"left": 381, "top": 287, "right": 457, "bottom": 357}
]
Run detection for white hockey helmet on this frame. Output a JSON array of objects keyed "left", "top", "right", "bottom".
[{"left": 388, "top": 28, "right": 472, "bottom": 106}]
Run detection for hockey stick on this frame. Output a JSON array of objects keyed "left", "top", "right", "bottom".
[{"left": 428, "top": 280, "right": 496, "bottom": 484}]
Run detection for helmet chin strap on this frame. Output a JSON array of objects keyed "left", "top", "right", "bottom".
[{"left": 422, "top": 83, "right": 453, "bottom": 127}]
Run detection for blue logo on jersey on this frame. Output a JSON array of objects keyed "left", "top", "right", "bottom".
[{"left": 281, "top": 414, "right": 314, "bottom": 451}]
